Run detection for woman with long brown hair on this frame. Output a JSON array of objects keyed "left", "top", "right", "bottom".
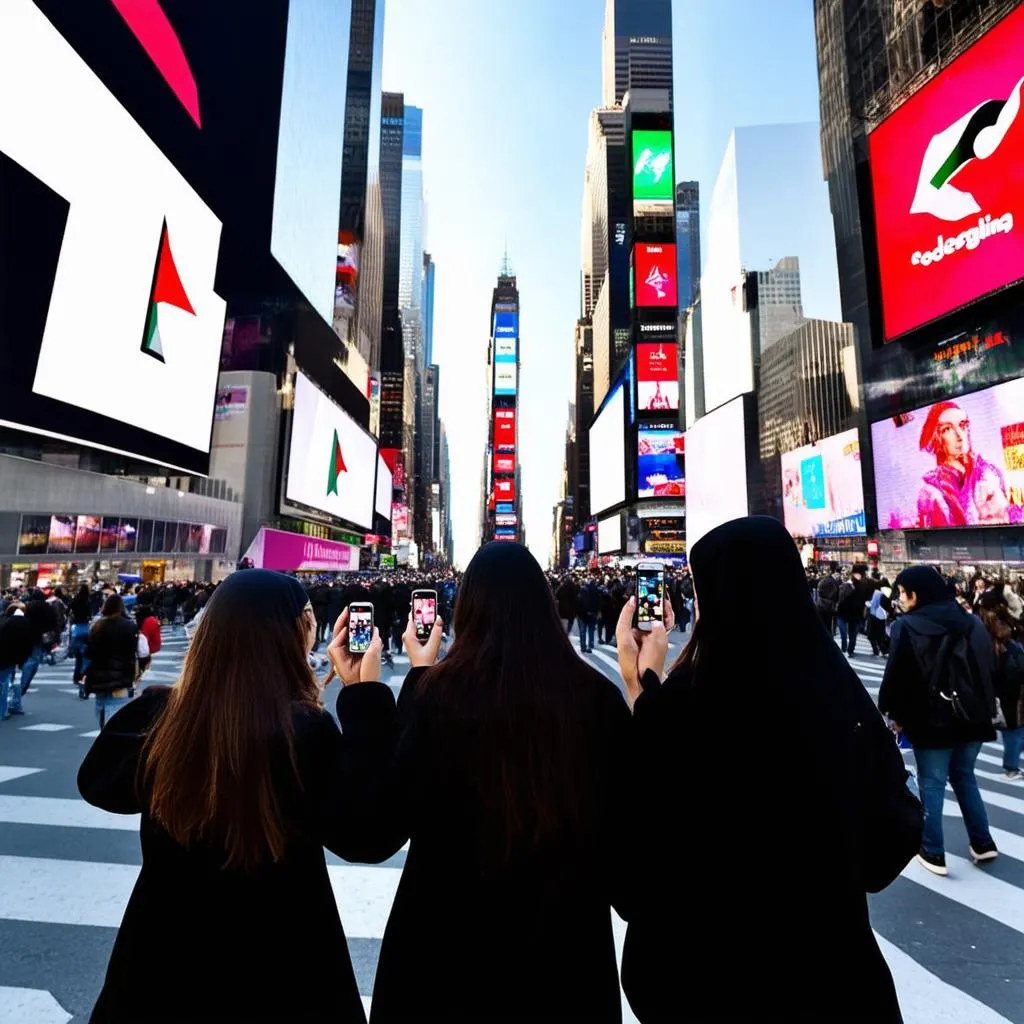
[
  {"left": 78, "top": 569, "right": 394, "bottom": 1023},
  {"left": 354, "top": 541, "right": 632, "bottom": 1022}
]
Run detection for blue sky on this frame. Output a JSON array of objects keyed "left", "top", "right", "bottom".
[{"left": 382, "top": 0, "right": 820, "bottom": 568}]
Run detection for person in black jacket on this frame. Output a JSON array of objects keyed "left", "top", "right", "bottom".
[
  {"left": 19, "top": 587, "right": 58, "bottom": 696},
  {"left": 0, "top": 604, "right": 36, "bottom": 719},
  {"left": 617, "top": 517, "right": 919, "bottom": 1024},
  {"left": 879, "top": 565, "right": 999, "bottom": 875},
  {"left": 78, "top": 569, "right": 395, "bottom": 1024},
  {"left": 345, "top": 542, "right": 632, "bottom": 1023},
  {"left": 837, "top": 565, "right": 870, "bottom": 656}
]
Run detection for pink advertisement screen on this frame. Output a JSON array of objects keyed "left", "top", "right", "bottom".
[{"left": 872, "top": 377, "right": 1024, "bottom": 529}]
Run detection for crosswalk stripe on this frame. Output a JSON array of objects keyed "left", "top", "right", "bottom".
[
  {"left": 0, "top": 767, "right": 44, "bottom": 784},
  {"left": 0, "top": 795, "right": 139, "bottom": 831},
  {"left": 18, "top": 724, "right": 73, "bottom": 733},
  {"left": 0, "top": 987, "right": 72, "bottom": 1024}
]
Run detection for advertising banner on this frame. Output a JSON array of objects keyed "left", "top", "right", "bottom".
[
  {"left": 494, "top": 479, "right": 515, "bottom": 502},
  {"left": 494, "top": 409, "right": 516, "bottom": 450},
  {"left": 495, "top": 338, "right": 516, "bottom": 360},
  {"left": 638, "top": 427, "right": 686, "bottom": 498},
  {"left": 868, "top": 5, "right": 1024, "bottom": 340},
  {"left": 496, "top": 501, "right": 515, "bottom": 515},
  {"left": 632, "top": 129, "right": 674, "bottom": 214},
  {"left": 494, "top": 311, "right": 519, "bottom": 338},
  {"left": 634, "top": 243, "right": 678, "bottom": 307},
  {"left": 391, "top": 502, "right": 410, "bottom": 540},
  {"left": 637, "top": 343, "right": 679, "bottom": 411},
  {"left": 375, "top": 453, "right": 393, "bottom": 520},
  {"left": 214, "top": 385, "right": 248, "bottom": 420},
  {"left": 872, "top": 377, "right": 1024, "bottom": 528},
  {"left": 495, "top": 513, "right": 518, "bottom": 527},
  {"left": 334, "top": 231, "right": 359, "bottom": 313},
  {"left": 780, "top": 428, "right": 866, "bottom": 539},
  {"left": 589, "top": 383, "right": 626, "bottom": 515},
  {"left": 494, "top": 362, "right": 517, "bottom": 396},
  {"left": 242, "top": 527, "right": 358, "bottom": 573},
  {"left": 493, "top": 452, "right": 516, "bottom": 476},
  {"left": 645, "top": 539, "right": 686, "bottom": 554},
  {"left": 597, "top": 515, "right": 622, "bottom": 555}
]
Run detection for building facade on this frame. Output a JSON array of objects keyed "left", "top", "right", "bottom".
[
  {"left": 602, "top": 0, "right": 674, "bottom": 109},
  {"left": 674, "top": 181, "right": 700, "bottom": 310}
]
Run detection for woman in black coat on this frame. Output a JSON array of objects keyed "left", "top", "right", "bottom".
[
  {"left": 339, "top": 542, "right": 632, "bottom": 1022},
  {"left": 78, "top": 570, "right": 397, "bottom": 1023},
  {"left": 615, "top": 517, "right": 921, "bottom": 1023}
]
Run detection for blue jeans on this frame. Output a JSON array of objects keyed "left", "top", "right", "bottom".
[
  {"left": 0, "top": 666, "right": 20, "bottom": 717},
  {"left": 1003, "top": 726, "right": 1024, "bottom": 772},
  {"left": 96, "top": 694, "right": 129, "bottom": 729},
  {"left": 19, "top": 645, "right": 43, "bottom": 695},
  {"left": 914, "top": 742, "right": 993, "bottom": 855},
  {"left": 70, "top": 624, "right": 90, "bottom": 683},
  {"left": 578, "top": 616, "right": 596, "bottom": 651},
  {"left": 837, "top": 618, "right": 849, "bottom": 650}
]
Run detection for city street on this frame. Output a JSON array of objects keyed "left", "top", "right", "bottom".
[{"left": 0, "top": 627, "right": 1022, "bottom": 1023}]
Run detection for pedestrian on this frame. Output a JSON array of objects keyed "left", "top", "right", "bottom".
[
  {"left": 617, "top": 516, "right": 920, "bottom": 1023},
  {"left": 576, "top": 575, "right": 600, "bottom": 653},
  {"left": 78, "top": 570, "right": 392, "bottom": 1024},
  {"left": 555, "top": 575, "right": 578, "bottom": 634},
  {"left": 0, "top": 603, "right": 35, "bottom": 720},
  {"left": 978, "top": 599, "right": 1024, "bottom": 780},
  {"left": 879, "top": 565, "right": 999, "bottom": 876},
  {"left": 69, "top": 584, "right": 93, "bottom": 689},
  {"left": 354, "top": 542, "right": 631, "bottom": 1022},
  {"left": 134, "top": 600, "right": 162, "bottom": 682},
  {"left": 814, "top": 562, "right": 840, "bottom": 637},
  {"left": 837, "top": 564, "right": 870, "bottom": 656},
  {"left": 18, "top": 587, "right": 58, "bottom": 697},
  {"left": 83, "top": 595, "right": 139, "bottom": 728}
]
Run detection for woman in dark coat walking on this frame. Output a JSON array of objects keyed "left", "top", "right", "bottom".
[
  {"left": 616, "top": 517, "right": 921, "bottom": 1023},
  {"left": 352, "top": 542, "right": 632, "bottom": 1022},
  {"left": 78, "top": 570, "right": 396, "bottom": 1024}
]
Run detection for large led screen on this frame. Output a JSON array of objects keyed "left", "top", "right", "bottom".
[
  {"left": 781, "top": 428, "right": 866, "bottom": 539},
  {"left": 872, "top": 378, "right": 1024, "bottom": 529},
  {"left": 495, "top": 363, "right": 517, "bottom": 396},
  {"left": 637, "top": 343, "right": 679, "bottom": 411},
  {"left": 494, "top": 452, "right": 516, "bottom": 476},
  {"left": 632, "top": 130, "right": 674, "bottom": 213},
  {"left": 494, "top": 311, "right": 519, "bottom": 338},
  {"left": 869, "top": 5, "right": 1024, "bottom": 341},
  {"left": 598, "top": 515, "right": 622, "bottom": 555},
  {"left": 494, "top": 408, "right": 516, "bottom": 451},
  {"left": 495, "top": 479, "right": 515, "bottom": 502},
  {"left": 638, "top": 427, "right": 685, "bottom": 498},
  {"left": 495, "top": 338, "right": 516, "bottom": 360},
  {"left": 0, "top": 1, "right": 227, "bottom": 473},
  {"left": 286, "top": 371, "right": 376, "bottom": 530},
  {"left": 375, "top": 452, "right": 393, "bottom": 520},
  {"left": 589, "top": 383, "right": 626, "bottom": 516},
  {"left": 634, "top": 243, "right": 678, "bottom": 307},
  {"left": 685, "top": 396, "right": 750, "bottom": 547}
]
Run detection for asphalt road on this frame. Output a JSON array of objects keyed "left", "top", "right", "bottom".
[{"left": 0, "top": 626, "right": 1021, "bottom": 1023}]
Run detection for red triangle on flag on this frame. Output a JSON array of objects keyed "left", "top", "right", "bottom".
[
  {"left": 334, "top": 438, "right": 347, "bottom": 476},
  {"left": 152, "top": 220, "right": 195, "bottom": 314}
]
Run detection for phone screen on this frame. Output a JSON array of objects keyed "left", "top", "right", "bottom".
[
  {"left": 636, "top": 569, "right": 665, "bottom": 628},
  {"left": 349, "top": 605, "right": 373, "bottom": 654},
  {"left": 413, "top": 592, "right": 437, "bottom": 641}
]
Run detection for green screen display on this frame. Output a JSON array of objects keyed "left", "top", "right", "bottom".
[{"left": 632, "top": 130, "right": 674, "bottom": 202}]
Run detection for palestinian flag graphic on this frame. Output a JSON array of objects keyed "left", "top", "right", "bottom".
[
  {"left": 141, "top": 219, "right": 196, "bottom": 362},
  {"left": 327, "top": 428, "right": 347, "bottom": 496},
  {"left": 911, "top": 75, "right": 1024, "bottom": 222}
]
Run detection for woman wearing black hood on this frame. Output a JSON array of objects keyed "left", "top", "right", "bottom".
[{"left": 617, "top": 517, "right": 920, "bottom": 1024}]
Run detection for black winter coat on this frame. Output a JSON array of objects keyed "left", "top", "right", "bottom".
[
  {"left": 84, "top": 617, "right": 138, "bottom": 695},
  {"left": 77, "top": 682, "right": 399, "bottom": 1024},
  {"left": 0, "top": 614, "right": 36, "bottom": 669},
  {"left": 367, "top": 667, "right": 632, "bottom": 1022}
]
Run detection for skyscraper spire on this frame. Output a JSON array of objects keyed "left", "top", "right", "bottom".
[{"left": 499, "top": 243, "right": 514, "bottom": 278}]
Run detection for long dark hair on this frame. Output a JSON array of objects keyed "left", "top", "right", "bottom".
[
  {"left": 143, "top": 575, "right": 320, "bottom": 870},
  {"left": 419, "top": 542, "right": 602, "bottom": 867}
]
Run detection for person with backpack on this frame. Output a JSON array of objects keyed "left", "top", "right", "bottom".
[
  {"left": 878, "top": 565, "right": 999, "bottom": 876},
  {"left": 814, "top": 564, "right": 840, "bottom": 637},
  {"left": 979, "top": 598, "right": 1024, "bottom": 780}
]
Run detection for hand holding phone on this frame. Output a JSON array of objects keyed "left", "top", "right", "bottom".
[
  {"left": 325, "top": 605, "right": 382, "bottom": 687},
  {"left": 412, "top": 589, "right": 437, "bottom": 643},
  {"left": 633, "top": 561, "right": 666, "bottom": 632},
  {"left": 347, "top": 602, "right": 374, "bottom": 654}
]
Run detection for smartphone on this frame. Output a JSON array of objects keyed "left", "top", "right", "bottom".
[
  {"left": 634, "top": 561, "right": 666, "bottom": 632},
  {"left": 412, "top": 589, "right": 437, "bottom": 643},
  {"left": 348, "top": 602, "right": 374, "bottom": 655}
]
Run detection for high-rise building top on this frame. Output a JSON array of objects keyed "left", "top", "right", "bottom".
[
  {"left": 399, "top": 105, "right": 425, "bottom": 318},
  {"left": 755, "top": 257, "right": 805, "bottom": 354},
  {"left": 380, "top": 92, "right": 405, "bottom": 320},
  {"left": 602, "top": 0, "right": 674, "bottom": 110},
  {"left": 674, "top": 181, "right": 700, "bottom": 310},
  {"left": 423, "top": 252, "right": 435, "bottom": 367}
]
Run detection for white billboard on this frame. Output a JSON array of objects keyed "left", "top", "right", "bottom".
[
  {"left": 495, "top": 338, "right": 516, "bottom": 359},
  {"left": 598, "top": 514, "right": 622, "bottom": 555},
  {"left": 494, "top": 362, "right": 517, "bottom": 396},
  {"left": 286, "top": 371, "right": 376, "bottom": 530},
  {"left": 589, "top": 382, "right": 626, "bottom": 516},
  {"left": 374, "top": 452, "right": 393, "bottom": 520}
]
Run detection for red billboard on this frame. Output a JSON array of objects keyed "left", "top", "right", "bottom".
[
  {"left": 493, "top": 452, "right": 516, "bottom": 476},
  {"left": 637, "top": 342, "right": 679, "bottom": 411},
  {"left": 869, "top": 6, "right": 1024, "bottom": 341},
  {"left": 494, "top": 478, "right": 515, "bottom": 501},
  {"left": 634, "top": 243, "right": 678, "bottom": 307},
  {"left": 494, "top": 408, "right": 516, "bottom": 451}
]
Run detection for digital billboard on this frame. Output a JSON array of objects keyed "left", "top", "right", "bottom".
[
  {"left": 495, "top": 338, "right": 517, "bottom": 360},
  {"left": 632, "top": 129, "right": 674, "bottom": 214},
  {"left": 495, "top": 479, "right": 515, "bottom": 502},
  {"left": 637, "top": 343, "right": 679, "bottom": 411},
  {"left": 494, "top": 311, "right": 519, "bottom": 338},
  {"left": 0, "top": 0, "right": 227, "bottom": 473},
  {"left": 495, "top": 513, "right": 518, "bottom": 527},
  {"left": 392, "top": 503, "right": 410, "bottom": 540},
  {"left": 686, "top": 396, "right": 750, "bottom": 546},
  {"left": 589, "top": 382, "right": 626, "bottom": 515},
  {"left": 638, "top": 427, "right": 685, "bottom": 498},
  {"left": 597, "top": 515, "right": 622, "bottom": 555},
  {"left": 781, "top": 428, "right": 866, "bottom": 539},
  {"left": 496, "top": 502, "right": 515, "bottom": 515},
  {"left": 494, "top": 408, "right": 516, "bottom": 450},
  {"left": 285, "top": 371, "right": 376, "bottom": 530},
  {"left": 495, "top": 362, "right": 517, "bottom": 396},
  {"left": 868, "top": 5, "right": 1024, "bottom": 341},
  {"left": 47, "top": 515, "right": 75, "bottom": 554},
  {"left": 634, "top": 243, "right": 678, "bottom": 307},
  {"left": 494, "top": 452, "right": 516, "bottom": 476},
  {"left": 872, "top": 377, "right": 1024, "bottom": 528},
  {"left": 375, "top": 452, "right": 393, "bottom": 520}
]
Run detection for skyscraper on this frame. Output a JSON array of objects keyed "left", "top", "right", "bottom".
[
  {"left": 674, "top": 181, "right": 700, "bottom": 310},
  {"left": 601, "top": 0, "right": 674, "bottom": 109},
  {"left": 399, "top": 106, "right": 425, "bottom": 322},
  {"left": 423, "top": 252, "right": 435, "bottom": 366}
]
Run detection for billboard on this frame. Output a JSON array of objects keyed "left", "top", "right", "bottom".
[
  {"left": 597, "top": 515, "right": 622, "bottom": 555},
  {"left": 494, "top": 408, "right": 516, "bottom": 450},
  {"left": 375, "top": 452, "right": 393, "bottom": 520},
  {"left": 392, "top": 502, "right": 410, "bottom": 540},
  {"left": 285, "top": 371, "right": 377, "bottom": 530},
  {"left": 638, "top": 427, "right": 685, "bottom": 498},
  {"left": 493, "top": 452, "right": 516, "bottom": 476},
  {"left": 494, "top": 311, "right": 519, "bottom": 338},
  {"left": 872, "top": 377, "right": 1024, "bottom": 528},
  {"left": 634, "top": 243, "right": 678, "bottom": 307},
  {"left": 495, "top": 513, "right": 518, "bottom": 527},
  {"left": 494, "top": 479, "right": 515, "bottom": 502},
  {"left": 495, "top": 362, "right": 517, "bottom": 396},
  {"left": 495, "top": 338, "right": 516, "bottom": 360},
  {"left": 0, "top": 0, "right": 227, "bottom": 473},
  {"left": 589, "top": 382, "right": 626, "bottom": 515},
  {"left": 632, "top": 129, "right": 674, "bottom": 214},
  {"left": 868, "top": 5, "right": 1024, "bottom": 341},
  {"left": 496, "top": 501, "right": 515, "bottom": 515},
  {"left": 781, "top": 428, "right": 866, "bottom": 538},
  {"left": 637, "top": 343, "right": 679, "bottom": 411},
  {"left": 686, "top": 396, "right": 750, "bottom": 546}
]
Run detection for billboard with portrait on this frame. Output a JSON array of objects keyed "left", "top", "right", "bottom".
[
  {"left": 493, "top": 311, "right": 518, "bottom": 338},
  {"left": 637, "top": 343, "right": 679, "bottom": 411},
  {"left": 780, "top": 428, "right": 866, "bottom": 538},
  {"left": 637, "top": 427, "right": 685, "bottom": 498},
  {"left": 634, "top": 243, "right": 678, "bottom": 308},
  {"left": 285, "top": 371, "right": 376, "bottom": 530},
  {"left": 494, "top": 362, "right": 517, "bottom": 396},
  {"left": 632, "top": 129, "right": 674, "bottom": 215},
  {"left": 868, "top": 5, "right": 1024, "bottom": 341},
  {"left": 589, "top": 382, "right": 626, "bottom": 516},
  {"left": 872, "top": 377, "right": 1024, "bottom": 528},
  {"left": 494, "top": 408, "right": 516, "bottom": 450}
]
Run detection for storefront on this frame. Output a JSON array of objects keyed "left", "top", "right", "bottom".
[{"left": 241, "top": 527, "right": 360, "bottom": 574}]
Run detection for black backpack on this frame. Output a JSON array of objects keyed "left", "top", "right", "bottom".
[{"left": 816, "top": 576, "right": 839, "bottom": 613}]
